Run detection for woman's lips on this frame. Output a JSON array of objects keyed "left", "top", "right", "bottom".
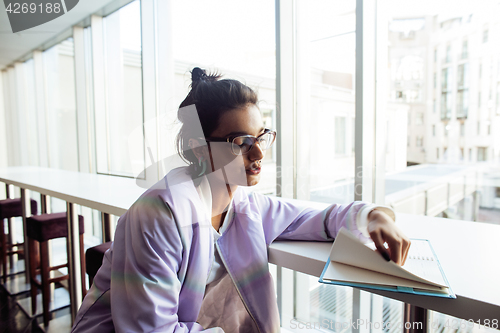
[{"left": 246, "top": 167, "right": 261, "bottom": 175}]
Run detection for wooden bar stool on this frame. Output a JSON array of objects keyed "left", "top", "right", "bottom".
[
  {"left": 0, "top": 198, "right": 38, "bottom": 282},
  {"left": 26, "top": 212, "right": 86, "bottom": 326},
  {"left": 85, "top": 241, "right": 112, "bottom": 287}
]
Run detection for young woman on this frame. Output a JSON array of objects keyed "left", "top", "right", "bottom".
[{"left": 72, "top": 68, "right": 410, "bottom": 333}]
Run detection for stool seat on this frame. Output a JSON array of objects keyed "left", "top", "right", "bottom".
[
  {"left": 26, "top": 212, "right": 86, "bottom": 326},
  {"left": 27, "top": 212, "right": 84, "bottom": 242},
  {"left": 86, "top": 242, "right": 112, "bottom": 286},
  {"left": 0, "top": 198, "right": 38, "bottom": 219},
  {"left": 1, "top": 197, "right": 38, "bottom": 283}
]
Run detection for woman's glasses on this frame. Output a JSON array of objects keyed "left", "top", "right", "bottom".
[{"left": 201, "top": 129, "right": 277, "bottom": 156}]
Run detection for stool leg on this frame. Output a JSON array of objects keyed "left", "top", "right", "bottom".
[
  {"left": 1, "top": 218, "right": 6, "bottom": 283},
  {"left": 79, "top": 234, "right": 86, "bottom": 297},
  {"left": 29, "top": 238, "right": 39, "bottom": 315},
  {"left": 40, "top": 241, "right": 51, "bottom": 327}
]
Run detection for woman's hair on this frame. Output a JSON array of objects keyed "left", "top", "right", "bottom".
[{"left": 176, "top": 67, "right": 258, "bottom": 177}]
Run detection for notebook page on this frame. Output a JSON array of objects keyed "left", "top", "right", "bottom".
[
  {"left": 401, "top": 239, "right": 447, "bottom": 287},
  {"left": 330, "top": 228, "right": 447, "bottom": 288}
]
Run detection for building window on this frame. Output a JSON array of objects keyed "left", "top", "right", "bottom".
[
  {"left": 434, "top": 48, "right": 437, "bottom": 62},
  {"left": 416, "top": 113, "right": 424, "bottom": 125},
  {"left": 478, "top": 147, "right": 487, "bottom": 161},
  {"left": 488, "top": 124, "right": 491, "bottom": 135},
  {"left": 461, "top": 40, "right": 468, "bottom": 59},
  {"left": 335, "top": 117, "right": 346, "bottom": 155},
  {"left": 457, "top": 64, "right": 468, "bottom": 89},
  {"left": 478, "top": 92, "right": 482, "bottom": 107},
  {"left": 433, "top": 73, "right": 437, "bottom": 89},
  {"left": 460, "top": 123, "right": 465, "bottom": 136},
  {"left": 469, "top": 148, "right": 472, "bottom": 161},
  {"left": 441, "top": 68, "right": 452, "bottom": 120},
  {"left": 436, "top": 148, "right": 439, "bottom": 159},
  {"left": 477, "top": 121, "right": 481, "bottom": 135},
  {"left": 457, "top": 63, "right": 469, "bottom": 118},
  {"left": 456, "top": 90, "right": 469, "bottom": 119},
  {"left": 433, "top": 99, "right": 437, "bottom": 113},
  {"left": 432, "top": 124, "right": 436, "bottom": 136},
  {"left": 496, "top": 83, "right": 500, "bottom": 114},
  {"left": 479, "top": 63, "right": 482, "bottom": 79},
  {"left": 483, "top": 29, "right": 489, "bottom": 43},
  {"left": 416, "top": 136, "right": 423, "bottom": 147},
  {"left": 445, "top": 44, "right": 451, "bottom": 63}
]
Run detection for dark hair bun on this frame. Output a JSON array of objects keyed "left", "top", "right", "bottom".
[
  {"left": 191, "top": 67, "right": 206, "bottom": 83},
  {"left": 190, "top": 67, "right": 221, "bottom": 86}
]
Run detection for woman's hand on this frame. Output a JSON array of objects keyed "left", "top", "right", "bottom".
[{"left": 367, "top": 209, "right": 411, "bottom": 266}]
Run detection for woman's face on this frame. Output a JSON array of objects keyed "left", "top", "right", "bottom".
[{"left": 206, "top": 104, "right": 266, "bottom": 187}]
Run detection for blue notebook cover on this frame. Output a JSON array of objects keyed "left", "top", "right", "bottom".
[{"left": 318, "top": 237, "right": 456, "bottom": 299}]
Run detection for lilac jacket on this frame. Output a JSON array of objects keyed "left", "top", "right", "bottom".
[{"left": 72, "top": 167, "right": 369, "bottom": 332}]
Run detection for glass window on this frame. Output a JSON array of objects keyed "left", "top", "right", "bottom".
[
  {"left": 335, "top": 117, "right": 346, "bottom": 155},
  {"left": 478, "top": 147, "right": 487, "bottom": 161},
  {"left": 381, "top": 1, "right": 500, "bottom": 246},
  {"left": 456, "top": 90, "right": 469, "bottom": 118},
  {"left": 445, "top": 44, "right": 451, "bottom": 63},
  {"left": 496, "top": 83, "right": 500, "bottom": 114},
  {"left": 416, "top": 112, "right": 424, "bottom": 125},
  {"left": 97, "top": 0, "right": 145, "bottom": 177},
  {"left": 441, "top": 68, "right": 452, "bottom": 119},
  {"left": 23, "top": 59, "right": 40, "bottom": 166},
  {"left": 461, "top": 40, "right": 468, "bottom": 59},
  {"left": 43, "top": 37, "right": 79, "bottom": 171},
  {"left": 171, "top": 0, "right": 276, "bottom": 195}
]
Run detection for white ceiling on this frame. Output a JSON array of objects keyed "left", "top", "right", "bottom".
[{"left": 0, "top": 0, "right": 118, "bottom": 70}]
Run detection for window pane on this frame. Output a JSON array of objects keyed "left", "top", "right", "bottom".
[
  {"left": 171, "top": 0, "right": 276, "bottom": 194},
  {"left": 382, "top": 1, "right": 500, "bottom": 328},
  {"left": 305, "top": 0, "right": 356, "bottom": 205},
  {"left": 23, "top": 59, "right": 39, "bottom": 166},
  {"left": 98, "top": 0, "right": 145, "bottom": 177},
  {"left": 43, "top": 38, "right": 78, "bottom": 171}
]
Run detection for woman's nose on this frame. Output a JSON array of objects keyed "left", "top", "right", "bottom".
[{"left": 248, "top": 141, "right": 265, "bottom": 161}]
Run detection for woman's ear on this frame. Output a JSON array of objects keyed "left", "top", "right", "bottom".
[{"left": 188, "top": 138, "right": 208, "bottom": 161}]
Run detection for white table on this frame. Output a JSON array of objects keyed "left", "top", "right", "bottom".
[
  {"left": 1, "top": 166, "right": 499, "bottom": 328},
  {"left": 268, "top": 213, "right": 500, "bottom": 325},
  {"left": 0, "top": 166, "right": 145, "bottom": 322}
]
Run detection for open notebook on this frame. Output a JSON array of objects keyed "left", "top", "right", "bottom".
[{"left": 319, "top": 228, "right": 455, "bottom": 298}]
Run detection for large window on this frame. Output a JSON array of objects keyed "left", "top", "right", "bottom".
[
  {"left": 382, "top": 1, "right": 500, "bottom": 329},
  {"left": 96, "top": 0, "right": 144, "bottom": 178},
  {"left": 43, "top": 38, "right": 79, "bottom": 172},
  {"left": 457, "top": 63, "right": 469, "bottom": 118},
  {"left": 171, "top": 0, "right": 276, "bottom": 194}
]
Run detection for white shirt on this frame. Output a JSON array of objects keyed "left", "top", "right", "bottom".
[{"left": 195, "top": 175, "right": 234, "bottom": 285}]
